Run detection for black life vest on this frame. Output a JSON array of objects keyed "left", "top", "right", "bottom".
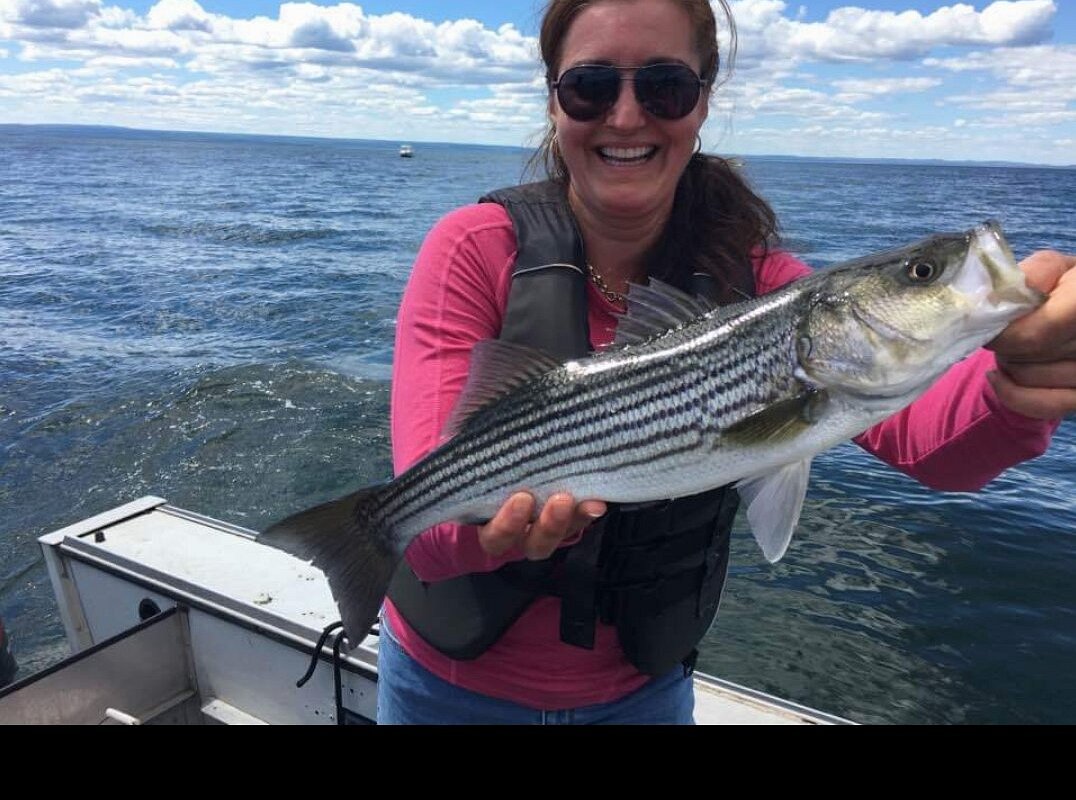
[{"left": 386, "top": 180, "right": 754, "bottom": 677}]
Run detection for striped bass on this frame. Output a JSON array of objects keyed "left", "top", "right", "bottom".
[{"left": 261, "top": 220, "right": 1043, "bottom": 646}]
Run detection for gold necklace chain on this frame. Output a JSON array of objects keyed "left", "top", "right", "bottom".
[{"left": 586, "top": 262, "right": 627, "bottom": 307}]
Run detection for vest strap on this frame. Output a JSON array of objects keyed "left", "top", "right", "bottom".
[{"left": 558, "top": 521, "right": 605, "bottom": 649}]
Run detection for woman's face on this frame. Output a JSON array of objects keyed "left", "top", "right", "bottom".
[{"left": 552, "top": 0, "right": 709, "bottom": 225}]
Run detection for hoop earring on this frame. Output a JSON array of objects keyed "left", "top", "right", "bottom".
[
  {"left": 549, "top": 130, "right": 566, "bottom": 179},
  {"left": 694, "top": 134, "right": 703, "bottom": 156}
]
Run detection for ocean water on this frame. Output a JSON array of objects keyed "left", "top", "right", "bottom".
[{"left": 2, "top": 125, "right": 1074, "bottom": 724}]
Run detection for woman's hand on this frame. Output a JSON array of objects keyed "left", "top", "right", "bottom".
[
  {"left": 987, "top": 249, "right": 1076, "bottom": 419},
  {"left": 478, "top": 492, "right": 607, "bottom": 560}
]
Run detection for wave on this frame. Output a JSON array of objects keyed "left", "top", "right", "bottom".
[{"left": 141, "top": 221, "right": 345, "bottom": 245}]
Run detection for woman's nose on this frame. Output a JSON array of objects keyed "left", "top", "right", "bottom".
[{"left": 604, "top": 78, "right": 647, "bottom": 129}]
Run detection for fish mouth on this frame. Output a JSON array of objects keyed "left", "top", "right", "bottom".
[
  {"left": 969, "top": 221, "right": 1045, "bottom": 309},
  {"left": 989, "top": 281, "right": 1045, "bottom": 307}
]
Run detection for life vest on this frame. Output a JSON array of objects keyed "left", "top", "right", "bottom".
[{"left": 386, "top": 180, "right": 754, "bottom": 677}]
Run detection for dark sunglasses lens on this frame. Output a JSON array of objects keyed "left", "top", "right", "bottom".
[
  {"left": 635, "top": 65, "right": 701, "bottom": 119},
  {"left": 557, "top": 66, "right": 620, "bottom": 121}
]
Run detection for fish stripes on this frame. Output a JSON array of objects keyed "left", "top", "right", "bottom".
[{"left": 374, "top": 291, "right": 807, "bottom": 537}]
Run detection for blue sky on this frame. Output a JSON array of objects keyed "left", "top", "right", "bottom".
[{"left": 1, "top": 1, "right": 1073, "bottom": 164}]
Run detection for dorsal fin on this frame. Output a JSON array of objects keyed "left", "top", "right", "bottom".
[
  {"left": 613, "top": 278, "right": 715, "bottom": 347},
  {"left": 441, "top": 339, "right": 561, "bottom": 440}
]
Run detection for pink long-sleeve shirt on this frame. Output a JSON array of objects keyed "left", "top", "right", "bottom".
[{"left": 384, "top": 202, "right": 1057, "bottom": 710}]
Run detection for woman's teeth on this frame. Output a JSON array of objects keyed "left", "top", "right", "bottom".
[{"left": 598, "top": 146, "right": 656, "bottom": 164}]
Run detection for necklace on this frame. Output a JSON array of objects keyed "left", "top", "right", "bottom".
[{"left": 586, "top": 263, "right": 628, "bottom": 307}]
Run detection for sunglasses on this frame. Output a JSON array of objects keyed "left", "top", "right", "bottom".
[{"left": 550, "top": 63, "right": 708, "bottom": 122}]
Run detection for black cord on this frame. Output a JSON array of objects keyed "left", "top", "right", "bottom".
[
  {"left": 297, "top": 620, "right": 379, "bottom": 724},
  {"left": 296, "top": 620, "right": 343, "bottom": 689},
  {"left": 332, "top": 628, "right": 346, "bottom": 726}
]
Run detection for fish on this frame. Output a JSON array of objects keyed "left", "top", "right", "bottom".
[{"left": 260, "top": 220, "right": 1043, "bottom": 647}]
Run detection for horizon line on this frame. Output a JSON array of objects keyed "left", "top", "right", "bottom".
[{"left": 3, "top": 122, "right": 1073, "bottom": 171}]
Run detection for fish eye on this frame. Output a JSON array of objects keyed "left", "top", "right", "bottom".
[{"left": 906, "top": 261, "right": 937, "bottom": 282}]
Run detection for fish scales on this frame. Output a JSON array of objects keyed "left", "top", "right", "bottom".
[
  {"left": 375, "top": 288, "right": 810, "bottom": 542},
  {"left": 383, "top": 312, "right": 802, "bottom": 534}
]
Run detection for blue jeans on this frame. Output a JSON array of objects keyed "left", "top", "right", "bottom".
[{"left": 376, "top": 616, "right": 695, "bottom": 725}]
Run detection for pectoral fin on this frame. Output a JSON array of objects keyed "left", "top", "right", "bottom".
[
  {"left": 735, "top": 458, "right": 812, "bottom": 563},
  {"left": 724, "top": 390, "right": 828, "bottom": 445}
]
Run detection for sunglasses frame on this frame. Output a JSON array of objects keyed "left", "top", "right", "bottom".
[{"left": 549, "top": 62, "right": 709, "bottom": 122}]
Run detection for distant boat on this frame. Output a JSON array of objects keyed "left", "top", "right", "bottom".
[{"left": 399, "top": 144, "right": 414, "bottom": 158}]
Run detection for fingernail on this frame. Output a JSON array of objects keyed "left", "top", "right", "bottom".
[{"left": 511, "top": 495, "right": 531, "bottom": 520}]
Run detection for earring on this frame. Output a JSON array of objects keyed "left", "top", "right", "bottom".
[{"left": 694, "top": 134, "right": 703, "bottom": 155}]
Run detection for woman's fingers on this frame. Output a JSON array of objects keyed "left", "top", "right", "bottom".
[
  {"left": 478, "top": 492, "right": 535, "bottom": 556},
  {"left": 987, "top": 368, "right": 1076, "bottom": 420},
  {"left": 477, "top": 493, "right": 608, "bottom": 559},
  {"left": 522, "top": 493, "right": 580, "bottom": 560},
  {"left": 990, "top": 251, "right": 1076, "bottom": 361}
]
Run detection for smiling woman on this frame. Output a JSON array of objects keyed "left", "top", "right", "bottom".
[
  {"left": 546, "top": 1, "right": 711, "bottom": 234},
  {"left": 368, "top": 0, "right": 787, "bottom": 724}
]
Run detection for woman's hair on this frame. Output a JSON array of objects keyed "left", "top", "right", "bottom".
[{"left": 529, "top": 0, "right": 777, "bottom": 303}]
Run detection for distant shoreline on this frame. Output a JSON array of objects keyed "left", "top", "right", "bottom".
[{"left": 2, "top": 123, "right": 1073, "bottom": 171}]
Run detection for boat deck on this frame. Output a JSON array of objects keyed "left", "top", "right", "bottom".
[{"left": 3, "top": 497, "right": 849, "bottom": 724}]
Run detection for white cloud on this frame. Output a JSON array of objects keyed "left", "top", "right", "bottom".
[
  {"left": 832, "top": 76, "right": 942, "bottom": 102},
  {"left": 144, "top": 0, "right": 211, "bottom": 33},
  {"left": 730, "top": 0, "right": 1055, "bottom": 64},
  {"left": 926, "top": 45, "right": 1075, "bottom": 122},
  {"left": 289, "top": 18, "right": 356, "bottom": 52},
  {"left": 84, "top": 53, "right": 177, "bottom": 68},
  {"left": 731, "top": 82, "right": 887, "bottom": 122},
  {"left": 925, "top": 44, "right": 1076, "bottom": 89},
  {"left": 0, "top": 1, "right": 1059, "bottom": 74},
  {"left": 833, "top": 77, "right": 942, "bottom": 95},
  {"left": 443, "top": 81, "right": 545, "bottom": 127},
  {"left": 1, "top": 1, "right": 536, "bottom": 82},
  {"left": 0, "top": 1, "right": 1071, "bottom": 162},
  {"left": 0, "top": 0, "right": 102, "bottom": 29}
]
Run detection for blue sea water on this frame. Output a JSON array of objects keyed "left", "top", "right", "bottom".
[{"left": 1, "top": 125, "right": 1074, "bottom": 724}]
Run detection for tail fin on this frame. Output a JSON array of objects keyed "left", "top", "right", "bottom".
[{"left": 260, "top": 485, "right": 401, "bottom": 650}]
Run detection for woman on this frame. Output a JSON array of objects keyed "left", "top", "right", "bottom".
[{"left": 377, "top": 0, "right": 1075, "bottom": 724}]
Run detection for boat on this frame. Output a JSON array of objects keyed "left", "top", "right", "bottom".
[
  {"left": 0, "top": 497, "right": 852, "bottom": 724},
  {"left": 399, "top": 144, "right": 414, "bottom": 158}
]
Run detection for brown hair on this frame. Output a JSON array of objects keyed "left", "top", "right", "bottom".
[{"left": 529, "top": 0, "right": 777, "bottom": 303}]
